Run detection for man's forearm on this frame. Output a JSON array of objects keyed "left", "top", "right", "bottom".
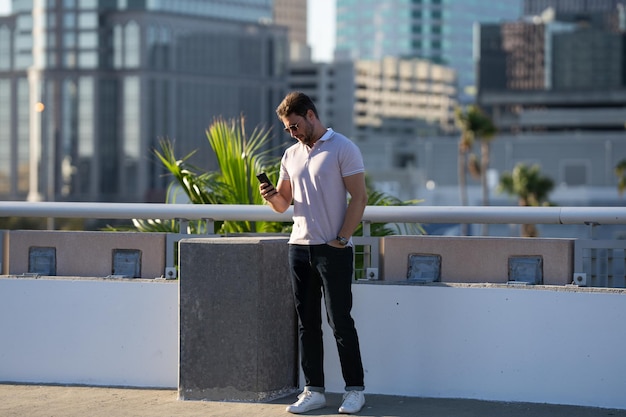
[
  {"left": 338, "top": 199, "right": 367, "bottom": 238},
  {"left": 266, "top": 194, "right": 291, "bottom": 213}
]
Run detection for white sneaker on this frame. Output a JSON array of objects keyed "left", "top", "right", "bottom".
[
  {"left": 286, "top": 389, "right": 326, "bottom": 414},
  {"left": 338, "top": 390, "right": 365, "bottom": 414}
]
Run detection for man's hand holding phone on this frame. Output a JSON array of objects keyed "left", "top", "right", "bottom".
[{"left": 257, "top": 172, "right": 278, "bottom": 200}]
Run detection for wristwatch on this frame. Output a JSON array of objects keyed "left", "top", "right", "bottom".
[{"left": 336, "top": 236, "right": 349, "bottom": 246}]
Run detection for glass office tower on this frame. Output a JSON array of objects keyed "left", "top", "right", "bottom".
[
  {"left": 335, "top": 0, "right": 523, "bottom": 103},
  {"left": 0, "top": 0, "right": 288, "bottom": 203}
]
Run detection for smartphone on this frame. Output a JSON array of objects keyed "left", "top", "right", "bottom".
[
  {"left": 256, "top": 172, "right": 277, "bottom": 197},
  {"left": 256, "top": 172, "right": 273, "bottom": 187}
]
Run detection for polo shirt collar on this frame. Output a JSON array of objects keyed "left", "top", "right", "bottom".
[{"left": 318, "top": 128, "right": 334, "bottom": 142}]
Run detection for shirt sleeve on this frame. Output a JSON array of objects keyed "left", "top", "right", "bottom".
[{"left": 339, "top": 138, "right": 365, "bottom": 177}]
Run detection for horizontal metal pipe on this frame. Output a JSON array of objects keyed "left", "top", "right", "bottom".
[{"left": 1, "top": 202, "right": 625, "bottom": 225}]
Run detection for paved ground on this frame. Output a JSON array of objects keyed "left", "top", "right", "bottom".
[{"left": 1, "top": 384, "right": 625, "bottom": 417}]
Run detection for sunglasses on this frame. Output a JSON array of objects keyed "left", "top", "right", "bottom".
[{"left": 284, "top": 117, "right": 304, "bottom": 133}]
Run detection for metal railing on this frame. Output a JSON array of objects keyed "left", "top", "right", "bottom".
[
  {"left": 1, "top": 202, "right": 625, "bottom": 226},
  {"left": 1, "top": 202, "right": 626, "bottom": 284}
]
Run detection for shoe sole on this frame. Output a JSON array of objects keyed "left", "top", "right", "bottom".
[
  {"left": 286, "top": 402, "right": 326, "bottom": 414},
  {"left": 338, "top": 401, "right": 365, "bottom": 414}
]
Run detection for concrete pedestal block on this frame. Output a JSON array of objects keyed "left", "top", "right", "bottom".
[{"left": 178, "top": 237, "right": 297, "bottom": 402}]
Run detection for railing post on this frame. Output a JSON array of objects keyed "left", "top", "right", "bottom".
[
  {"left": 362, "top": 220, "right": 371, "bottom": 237},
  {"left": 203, "top": 218, "right": 215, "bottom": 234},
  {"left": 177, "top": 219, "right": 189, "bottom": 234},
  {"left": 163, "top": 219, "right": 191, "bottom": 279},
  {"left": 585, "top": 221, "right": 599, "bottom": 239}
]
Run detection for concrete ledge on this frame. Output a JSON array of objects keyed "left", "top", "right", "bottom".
[
  {"left": 178, "top": 237, "right": 297, "bottom": 402},
  {"left": 3, "top": 230, "right": 166, "bottom": 278},
  {"left": 381, "top": 236, "right": 574, "bottom": 285},
  {"left": 0, "top": 276, "right": 178, "bottom": 387}
]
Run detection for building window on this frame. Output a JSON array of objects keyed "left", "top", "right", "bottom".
[
  {"left": 98, "top": 78, "right": 120, "bottom": 195},
  {"left": 63, "top": 12, "right": 76, "bottom": 29},
  {"left": 78, "top": 31, "right": 97, "bottom": 48},
  {"left": 64, "top": 32, "right": 76, "bottom": 47},
  {"left": 78, "top": 51, "right": 98, "bottom": 68},
  {"left": 0, "top": 79, "right": 10, "bottom": 194},
  {"left": 79, "top": 0, "right": 98, "bottom": 8},
  {"left": 124, "top": 21, "right": 140, "bottom": 68},
  {"left": 46, "top": 13, "right": 56, "bottom": 29},
  {"left": 78, "top": 12, "right": 98, "bottom": 29},
  {"left": 77, "top": 76, "right": 94, "bottom": 195},
  {"left": 0, "top": 26, "right": 10, "bottom": 70},
  {"left": 64, "top": 51, "right": 76, "bottom": 68},
  {"left": 17, "top": 79, "right": 30, "bottom": 194},
  {"left": 123, "top": 76, "right": 140, "bottom": 196},
  {"left": 113, "top": 24, "right": 123, "bottom": 68},
  {"left": 394, "top": 153, "right": 416, "bottom": 168},
  {"left": 562, "top": 162, "right": 588, "bottom": 186}
]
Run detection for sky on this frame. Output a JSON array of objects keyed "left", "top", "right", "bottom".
[
  {"left": 0, "top": 0, "right": 336, "bottom": 61},
  {"left": 307, "top": 0, "right": 336, "bottom": 62}
]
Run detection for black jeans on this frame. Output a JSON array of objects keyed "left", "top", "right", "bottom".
[{"left": 288, "top": 244, "right": 365, "bottom": 392}]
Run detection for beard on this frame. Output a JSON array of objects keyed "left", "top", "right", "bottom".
[{"left": 294, "top": 120, "right": 316, "bottom": 147}]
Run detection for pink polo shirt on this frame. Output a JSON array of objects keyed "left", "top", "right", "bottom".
[{"left": 279, "top": 128, "right": 365, "bottom": 245}]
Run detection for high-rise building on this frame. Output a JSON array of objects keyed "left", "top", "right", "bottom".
[
  {"left": 478, "top": 21, "right": 547, "bottom": 92},
  {"left": 335, "top": 0, "right": 523, "bottom": 103},
  {"left": 273, "top": 0, "right": 310, "bottom": 61},
  {"left": 480, "top": 0, "right": 626, "bottom": 93},
  {"left": 477, "top": 1, "right": 626, "bottom": 134},
  {"left": 0, "top": 0, "right": 289, "bottom": 203},
  {"left": 353, "top": 57, "right": 457, "bottom": 138}
]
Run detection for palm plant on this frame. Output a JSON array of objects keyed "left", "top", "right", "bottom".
[
  {"left": 498, "top": 163, "right": 554, "bottom": 237},
  {"left": 454, "top": 105, "right": 497, "bottom": 235},
  {"left": 133, "top": 116, "right": 285, "bottom": 234}
]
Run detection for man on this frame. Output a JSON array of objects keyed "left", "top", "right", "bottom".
[{"left": 259, "top": 92, "right": 367, "bottom": 414}]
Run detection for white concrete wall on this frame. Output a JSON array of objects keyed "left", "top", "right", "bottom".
[
  {"left": 1, "top": 277, "right": 625, "bottom": 410},
  {"left": 320, "top": 283, "right": 626, "bottom": 410},
  {"left": 0, "top": 277, "right": 178, "bottom": 388}
]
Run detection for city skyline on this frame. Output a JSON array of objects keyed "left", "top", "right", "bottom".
[{"left": 0, "top": 0, "right": 336, "bottom": 62}]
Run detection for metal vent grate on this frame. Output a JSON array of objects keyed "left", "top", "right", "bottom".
[
  {"left": 574, "top": 240, "right": 626, "bottom": 288},
  {"left": 28, "top": 247, "right": 56, "bottom": 276},
  {"left": 407, "top": 253, "right": 441, "bottom": 283}
]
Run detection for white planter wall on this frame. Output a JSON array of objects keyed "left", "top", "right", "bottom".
[
  {"left": 0, "top": 277, "right": 178, "bottom": 388},
  {"left": 320, "top": 284, "right": 626, "bottom": 410},
  {"left": 1, "top": 277, "right": 625, "bottom": 410}
]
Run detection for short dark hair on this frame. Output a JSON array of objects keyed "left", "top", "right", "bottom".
[{"left": 276, "top": 91, "right": 319, "bottom": 119}]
